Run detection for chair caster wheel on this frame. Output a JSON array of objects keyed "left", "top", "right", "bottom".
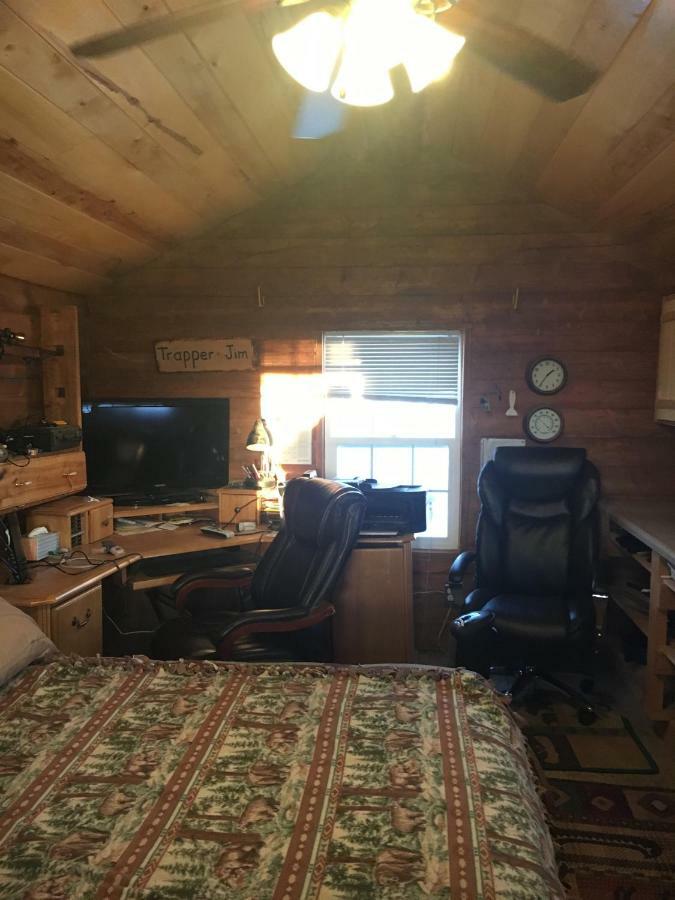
[
  {"left": 577, "top": 707, "right": 596, "bottom": 726},
  {"left": 580, "top": 678, "right": 594, "bottom": 694}
]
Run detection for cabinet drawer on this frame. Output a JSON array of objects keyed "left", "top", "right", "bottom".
[
  {"left": 88, "top": 502, "right": 114, "bottom": 543},
  {"left": 51, "top": 586, "right": 102, "bottom": 656},
  {"left": 0, "top": 451, "right": 86, "bottom": 512}
]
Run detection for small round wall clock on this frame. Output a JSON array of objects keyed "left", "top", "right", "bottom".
[
  {"left": 524, "top": 407, "right": 564, "bottom": 443},
  {"left": 526, "top": 357, "right": 567, "bottom": 395}
]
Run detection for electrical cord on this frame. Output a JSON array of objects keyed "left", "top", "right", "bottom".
[{"left": 221, "top": 497, "right": 259, "bottom": 530}]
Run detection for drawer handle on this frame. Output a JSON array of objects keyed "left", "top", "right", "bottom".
[
  {"left": 63, "top": 471, "right": 78, "bottom": 477},
  {"left": 14, "top": 479, "right": 33, "bottom": 487},
  {"left": 71, "top": 608, "right": 92, "bottom": 630}
]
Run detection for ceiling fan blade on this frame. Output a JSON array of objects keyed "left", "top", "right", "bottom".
[
  {"left": 71, "top": 0, "right": 243, "bottom": 57},
  {"left": 438, "top": 0, "right": 600, "bottom": 102},
  {"left": 294, "top": 90, "right": 346, "bottom": 139}
]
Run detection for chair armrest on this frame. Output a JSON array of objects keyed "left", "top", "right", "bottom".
[
  {"left": 448, "top": 551, "right": 476, "bottom": 587},
  {"left": 215, "top": 603, "right": 335, "bottom": 657},
  {"left": 173, "top": 567, "right": 255, "bottom": 611}
]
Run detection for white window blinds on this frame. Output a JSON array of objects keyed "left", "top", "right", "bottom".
[{"left": 323, "top": 332, "right": 461, "bottom": 404}]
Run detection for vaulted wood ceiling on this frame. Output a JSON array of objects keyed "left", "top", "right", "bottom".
[{"left": 0, "top": 0, "right": 673, "bottom": 294}]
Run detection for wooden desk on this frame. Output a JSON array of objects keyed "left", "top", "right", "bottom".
[
  {"left": 603, "top": 499, "right": 675, "bottom": 721},
  {"left": 1, "top": 526, "right": 274, "bottom": 654},
  {"left": 332, "top": 534, "right": 414, "bottom": 664},
  {"left": 3, "top": 526, "right": 414, "bottom": 665}
]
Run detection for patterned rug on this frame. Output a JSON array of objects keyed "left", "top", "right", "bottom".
[{"left": 521, "top": 695, "right": 675, "bottom": 899}]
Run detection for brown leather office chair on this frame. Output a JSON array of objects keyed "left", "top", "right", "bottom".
[{"left": 150, "top": 477, "right": 366, "bottom": 661}]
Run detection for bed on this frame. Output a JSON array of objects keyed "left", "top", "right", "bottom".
[{"left": 0, "top": 656, "right": 563, "bottom": 899}]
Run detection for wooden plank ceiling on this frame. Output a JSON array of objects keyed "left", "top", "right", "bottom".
[{"left": 0, "top": 0, "right": 672, "bottom": 294}]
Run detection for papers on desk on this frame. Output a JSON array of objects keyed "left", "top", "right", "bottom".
[
  {"left": 115, "top": 517, "right": 161, "bottom": 535},
  {"left": 114, "top": 516, "right": 199, "bottom": 535}
]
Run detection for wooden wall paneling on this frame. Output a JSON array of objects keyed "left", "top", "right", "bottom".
[
  {"left": 0, "top": 5, "right": 219, "bottom": 222},
  {"left": 597, "top": 141, "right": 675, "bottom": 225},
  {"left": 6, "top": 0, "right": 259, "bottom": 214},
  {"left": 476, "top": 0, "right": 595, "bottom": 177},
  {"left": 0, "top": 274, "right": 83, "bottom": 428},
  {"left": 0, "top": 65, "right": 199, "bottom": 245},
  {"left": 40, "top": 305, "right": 81, "bottom": 427},
  {"left": 0, "top": 171, "right": 146, "bottom": 276},
  {"left": 537, "top": 0, "right": 675, "bottom": 215},
  {"left": 512, "top": 0, "right": 652, "bottom": 182},
  {"left": 100, "top": 0, "right": 279, "bottom": 191},
  {"left": 164, "top": 1, "right": 314, "bottom": 178}
]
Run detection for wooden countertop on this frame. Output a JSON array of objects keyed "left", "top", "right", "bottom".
[
  {"left": 603, "top": 499, "right": 675, "bottom": 566},
  {"left": 1, "top": 525, "right": 275, "bottom": 608}
]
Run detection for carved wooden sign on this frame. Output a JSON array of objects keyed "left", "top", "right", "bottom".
[{"left": 155, "top": 339, "right": 254, "bottom": 372}]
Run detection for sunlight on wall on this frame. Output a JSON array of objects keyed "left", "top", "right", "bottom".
[{"left": 260, "top": 373, "right": 326, "bottom": 465}]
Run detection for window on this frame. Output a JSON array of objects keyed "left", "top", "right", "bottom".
[{"left": 323, "top": 331, "right": 462, "bottom": 549}]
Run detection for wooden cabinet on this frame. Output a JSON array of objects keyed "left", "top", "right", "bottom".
[
  {"left": 0, "top": 451, "right": 87, "bottom": 513},
  {"left": 24, "top": 585, "right": 103, "bottom": 657},
  {"left": 26, "top": 494, "right": 113, "bottom": 549},
  {"left": 655, "top": 294, "right": 675, "bottom": 425},
  {"left": 332, "top": 535, "right": 414, "bottom": 664},
  {"left": 217, "top": 488, "right": 261, "bottom": 527},
  {"left": 50, "top": 586, "right": 103, "bottom": 656}
]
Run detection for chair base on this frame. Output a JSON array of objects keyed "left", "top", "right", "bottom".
[{"left": 491, "top": 666, "right": 597, "bottom": 726}]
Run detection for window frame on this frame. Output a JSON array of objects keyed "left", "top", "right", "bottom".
[{"left": 322, "top": 330, "right": 463, "bottom": 551}]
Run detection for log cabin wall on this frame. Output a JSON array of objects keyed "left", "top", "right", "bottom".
[
  {"left": 0, "top": 274, "right": 83, "bottom": 429},
  {"left": 83, "top": 165, "right": 675, "bottom": 567}
]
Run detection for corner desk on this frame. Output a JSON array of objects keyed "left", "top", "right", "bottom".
[
  {"left": 1, "top": 527, "right": 415, "bottom": 664},
  {"left": 603, "top": 499, "right": 675, "bottom": 721}
]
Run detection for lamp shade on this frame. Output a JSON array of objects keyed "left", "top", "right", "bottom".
[
  {"left": 272, "top": 12, "right": 343, "bottom": 93},
  {"left": 246, "top": 418, "right": 272, "bottom": 451}
]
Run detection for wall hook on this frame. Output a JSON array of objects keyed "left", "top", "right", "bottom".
[{"left": 512, "top": 286, "right": 520, "bottom": 310}]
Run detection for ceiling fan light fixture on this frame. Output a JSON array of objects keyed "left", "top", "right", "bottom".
[
  {"left": 330, "top": 52, "right": 394, "bottom": 106},
  {"left": 272, "top": 12, "right": 343, "bottom": 93},
  {"left": 401, "top": 17, "right": 464, "bottom": 93}
]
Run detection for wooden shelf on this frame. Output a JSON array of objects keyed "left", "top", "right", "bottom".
[
  {"left": 608, "top": 533, "right": 652, "bottom": 573},
  {"left": 611, "top": 586, "right": 650, "bottom": 636},
  {"left": 663, "top": 645, "right": 675, "bottom": 668},
  {"left": 113, "top": 501, "right": 218, "bottom": 518},
  {"left": 663, "top": 578, "right": 675, "bottom": 595}
]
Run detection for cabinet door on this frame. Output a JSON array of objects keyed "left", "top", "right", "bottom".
[
  {"left": 332, "top": 542, "right": 413, "bottom": 664},
  {"left": 88, "top": 502, "right": 114, "bottom": 543},
  {"left": 51, "top": 585, "right": 102, "bottom": 656},
  {"left": 0, "top": 451, "right": 87, "bottom": 512}
]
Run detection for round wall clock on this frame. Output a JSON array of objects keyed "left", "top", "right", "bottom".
[
  {"left": 524, "top": 407, "right": 564, "bottom": 443},
  {"left": 526, "top": 357, "right": 567, "bottom": 395}
]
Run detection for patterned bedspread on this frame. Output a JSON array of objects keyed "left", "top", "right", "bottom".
[{"left": 0, "top": 658, "right": 563, "bottom": 899}]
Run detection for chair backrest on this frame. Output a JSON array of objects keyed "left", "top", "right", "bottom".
[
  {"left": 475, "top": 447, "right": 600, "bottom": 598},
  {"left": 248, "top": 477, "right": 366, "bottom": 611}
]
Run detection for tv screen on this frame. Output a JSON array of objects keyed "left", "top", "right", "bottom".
[{"left": 82, "top": 399, "right": 229, "bottom": 499}]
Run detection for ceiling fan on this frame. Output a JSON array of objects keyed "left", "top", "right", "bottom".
[
  {"left": 71, "top": 0, "right": 599, "bottom": 139},
  {"left": 71, "top": 0, "right": 599, "bottom": 104}
]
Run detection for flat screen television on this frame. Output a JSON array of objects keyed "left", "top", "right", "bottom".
[{"left": 82, "top": 398, "right": 229, "bottom": 502}]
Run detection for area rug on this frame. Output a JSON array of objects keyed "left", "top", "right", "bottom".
[
  {"left": 523, "top": 695, "right": 658, "bottom": 775},
  {"left": 521, "top": 696, "right": 675, "bottom": 899}
]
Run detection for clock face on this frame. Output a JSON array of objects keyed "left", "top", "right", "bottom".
[
  {"left": 527, "top": 357, "right": 567, "bottom": 395},
  {"left": 525, "top": 407, "right": 564, "bottom": 443}
]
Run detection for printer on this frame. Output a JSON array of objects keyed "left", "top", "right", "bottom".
[{"left": 344, "top": 479, "right": 427, "bottom": 534}]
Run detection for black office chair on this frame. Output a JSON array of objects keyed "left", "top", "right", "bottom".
[
  {"left": 449, "top": 447, "right": 601, "bottom": 724},
  {"left": 151, "top": 477, "right": 366, "bottom": 662}
]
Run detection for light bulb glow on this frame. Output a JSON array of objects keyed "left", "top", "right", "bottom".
[
  {"left": 272, "top": 12, "right": 343, "bottom": 93},
  {"left": 272, "top": 0, "right": 465, "bottom": 108},
  {"left": 402, "top": 16, "right": 465, "bottom": 93}
]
